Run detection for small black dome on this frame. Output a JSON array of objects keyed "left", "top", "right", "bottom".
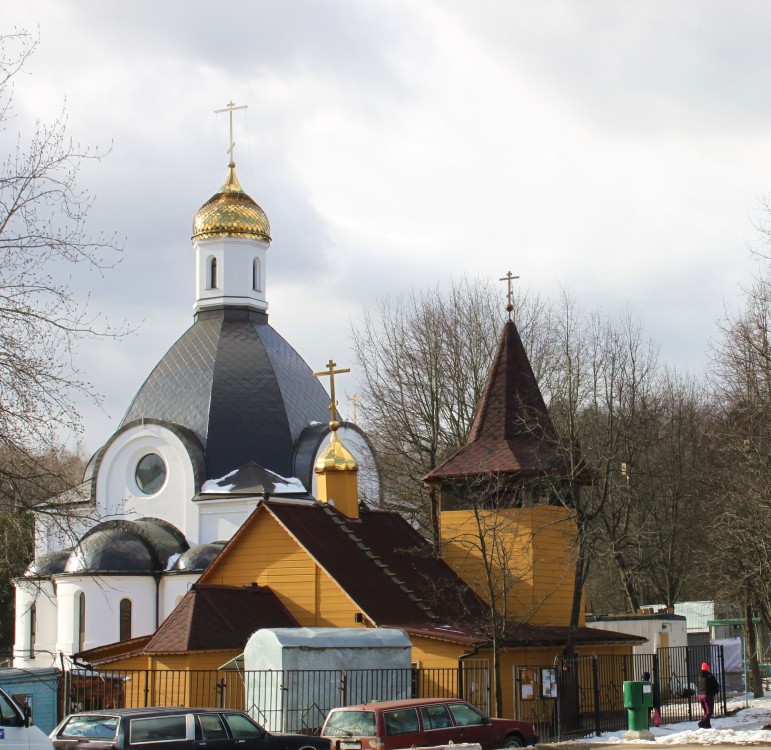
[
  {"left": 120, "top": 308, "right": 330, "bottom": 482},
  {"left": 65, "top": 518, "right": 188, "bottom": 574},
  {"left": 172, "top": 542, "right": 226, "bottom": 572},
  {"left": 131, "top": 517, "right": 189, "bottom": 565},
  {"left": 24, "top": 549, "right": 72, "bottom": 577}
]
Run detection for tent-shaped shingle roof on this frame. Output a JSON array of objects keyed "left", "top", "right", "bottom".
[{"left": 424, "top": 320, "right": 571, "bottom": 482}]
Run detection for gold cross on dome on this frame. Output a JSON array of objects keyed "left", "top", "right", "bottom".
[
  {"left": 313, "top": 359, "right": 351, "bottom": 424},
  {"left": 215, "top": 100, "right": 248, "bottom": 165},
  {"left": 499, "top": 270, "right": 520, "bottom": 316}
]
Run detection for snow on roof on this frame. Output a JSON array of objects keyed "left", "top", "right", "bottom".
[
  {"left": 200, "top": 465, "right": 308, "bottom": 496},
  {"left": 201, "top": 469, "right": 238, "bottom": 493}
]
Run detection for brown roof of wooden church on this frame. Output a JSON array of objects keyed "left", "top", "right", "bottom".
[
  {"left": 265, "top": 501, "right": 490, "bottom": 630},
  {"left": 144, "top": 583, "right": 299, "bottom": 653},
  {"left": 424, "top": 320, "right": 572, "bottom": 482}
]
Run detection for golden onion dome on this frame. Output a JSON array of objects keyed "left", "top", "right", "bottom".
[
  {"left": 315, "top": 430, "right": 359, "bottom": 474},
  {"left": 192, "top": 163, "right": 271, "bottom": 241}
]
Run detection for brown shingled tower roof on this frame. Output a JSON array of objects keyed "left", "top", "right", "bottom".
[{"left": 425, "top": 320, "right": 570, "bottom": 482}]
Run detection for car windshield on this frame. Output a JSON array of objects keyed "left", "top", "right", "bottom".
[
  {"left": 324, "top": 711, "right": 376, "bottom": 737},
  {"left": 60, "top": 715, "right": 120, "bottom": 739}
]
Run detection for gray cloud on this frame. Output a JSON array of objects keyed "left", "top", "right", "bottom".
[
  {"left": 2, "top": 0, "right": 770, "bottom": 453},
  {"left": 452, "top": 1, "right": 771, "bottom": 134}
]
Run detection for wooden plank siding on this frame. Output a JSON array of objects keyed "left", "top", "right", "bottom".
[
  {"left": 410, "top": 636, "right": 466, "bottom": 669},
  {"left": 440, "top": 506, "right": 582, "bottom": 627},
  {"left": 203, "top": 508, "right": 364, "bottom": 629}
]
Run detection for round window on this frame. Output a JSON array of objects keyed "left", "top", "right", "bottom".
[{"left": 135, "top": 453, "right": 166, "bottom": 495}]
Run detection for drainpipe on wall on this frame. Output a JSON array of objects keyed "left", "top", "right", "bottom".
[{"left": 154, "top": 575, "right": 162, "bottom": 630}]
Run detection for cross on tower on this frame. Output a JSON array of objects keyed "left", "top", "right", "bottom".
[
  {"left": 214, "top": 100, "right": 248, "bottom": 165},
  {"left": 348, "top": 395, "right": 362, "bottom": 425},
  {"left": 313, "top": 359, "right": 351, "bottom": 426},
  {"left": 499, "top": 270, "right": 520, "bottom": 317}
]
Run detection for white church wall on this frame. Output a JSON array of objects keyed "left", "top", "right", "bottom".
[
  {"left": 95, "top": 424, "right": 199, "bottom": 542},
  {"left": 55, "top": 575, "right": 158, "bottom": 660},
  {"left": 34, "top": 509, "right": 91, "bottom": 558},
  {"left": 54, "top": 578, "right": 81, "bottom": 659},
  {"left": 13, "top": 580, "right": 58, "bottom": 669},
  {"left": 197, "top": 498, "right": 257, "bottom": 544},
  {"left": 159, "top": 574, "right": 199, "bottom": 623}
]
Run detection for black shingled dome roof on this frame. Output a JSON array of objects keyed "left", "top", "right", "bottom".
[
  {"left": 121, "top": 307, "right": 331, "bottom": 480},
  {"left": 64, "top": 518, "right": 189, "bottom": 574}
]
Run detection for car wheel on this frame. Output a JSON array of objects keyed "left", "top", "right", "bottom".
[{"left": 503, "top": 735, "right": 525, "bottom": 747}]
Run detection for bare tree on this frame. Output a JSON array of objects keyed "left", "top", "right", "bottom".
[
  {"left": 0, "top": 446, "right": 86, "bottom": 647},
  {"left": 532, "top": 293, "right": 706, "bottom": 652},
  {"left": 0, "top": 29, "right": 123, "bottom": 488},
  {"left": 0, "top": 30, "right": 125, "bottom": 645},
  {"left": 708, "top": 275, "right": 771, "bottom": 696},
  {"left": 587, "top": 370, "right": 710, "bottom": 613}
]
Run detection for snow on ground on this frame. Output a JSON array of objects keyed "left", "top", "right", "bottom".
[{"left": 572, "top": 692, "right": 771, "bottom": 745}]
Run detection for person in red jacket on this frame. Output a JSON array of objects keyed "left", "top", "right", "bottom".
[{"left": 697, "top": 662, "right": 720, "bottom": 728}]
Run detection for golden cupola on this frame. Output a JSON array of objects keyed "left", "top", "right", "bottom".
[
  {"left": 315, "top": 425, "right": 359, "bottom": 474},
  {"left": 315, "top": 421, "right": 359, "bottom": 519},
  {"left": 192, "top": 162, "right": 271, "bottom": 241}
]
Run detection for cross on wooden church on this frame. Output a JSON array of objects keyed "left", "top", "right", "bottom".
[
  {"left": 313, "top": 359, "right": 350, "bottom": 424},
  {"left": 499, "top": 270, "right": 520, "bottom": 315},
  {"left": 215, "top": 100, "right": 248, "bottom": 165}
]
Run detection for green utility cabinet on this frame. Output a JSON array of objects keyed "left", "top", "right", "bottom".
[{"left": 623, "top": 680, "right": 653, "bottom": 732}]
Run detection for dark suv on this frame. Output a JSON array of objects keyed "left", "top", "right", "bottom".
[{"left": 50, "top": 708, "right": 331, "bottom": 750}]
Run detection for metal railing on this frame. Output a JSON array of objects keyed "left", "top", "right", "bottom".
[
  {"left": 513, "top": 644, "right": 727, "bottom": 742},
  {"left": 60, "top": 665, "right": 487, "bottom": 734},
  {"left": 59, "top": 645, "right": 726, "bottom": 742}
]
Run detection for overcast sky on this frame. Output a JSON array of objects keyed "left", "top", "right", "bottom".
[{"left": 2, "top": 1, "right": 770, "bottom": 455}]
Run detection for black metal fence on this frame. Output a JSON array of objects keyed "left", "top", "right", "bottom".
[
  {"left": 59, "top": 645, "right": 727, "bottom": 743},
  {"left": 60, "top": 664, "right": 489, "bottom": 734},
  {"left": 514, "top": 644, "right": 727, "bottom": 742}
]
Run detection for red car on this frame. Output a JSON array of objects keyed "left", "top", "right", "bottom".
[{"left": 321, "top": 698, "right": 537, "bottom": 749}]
